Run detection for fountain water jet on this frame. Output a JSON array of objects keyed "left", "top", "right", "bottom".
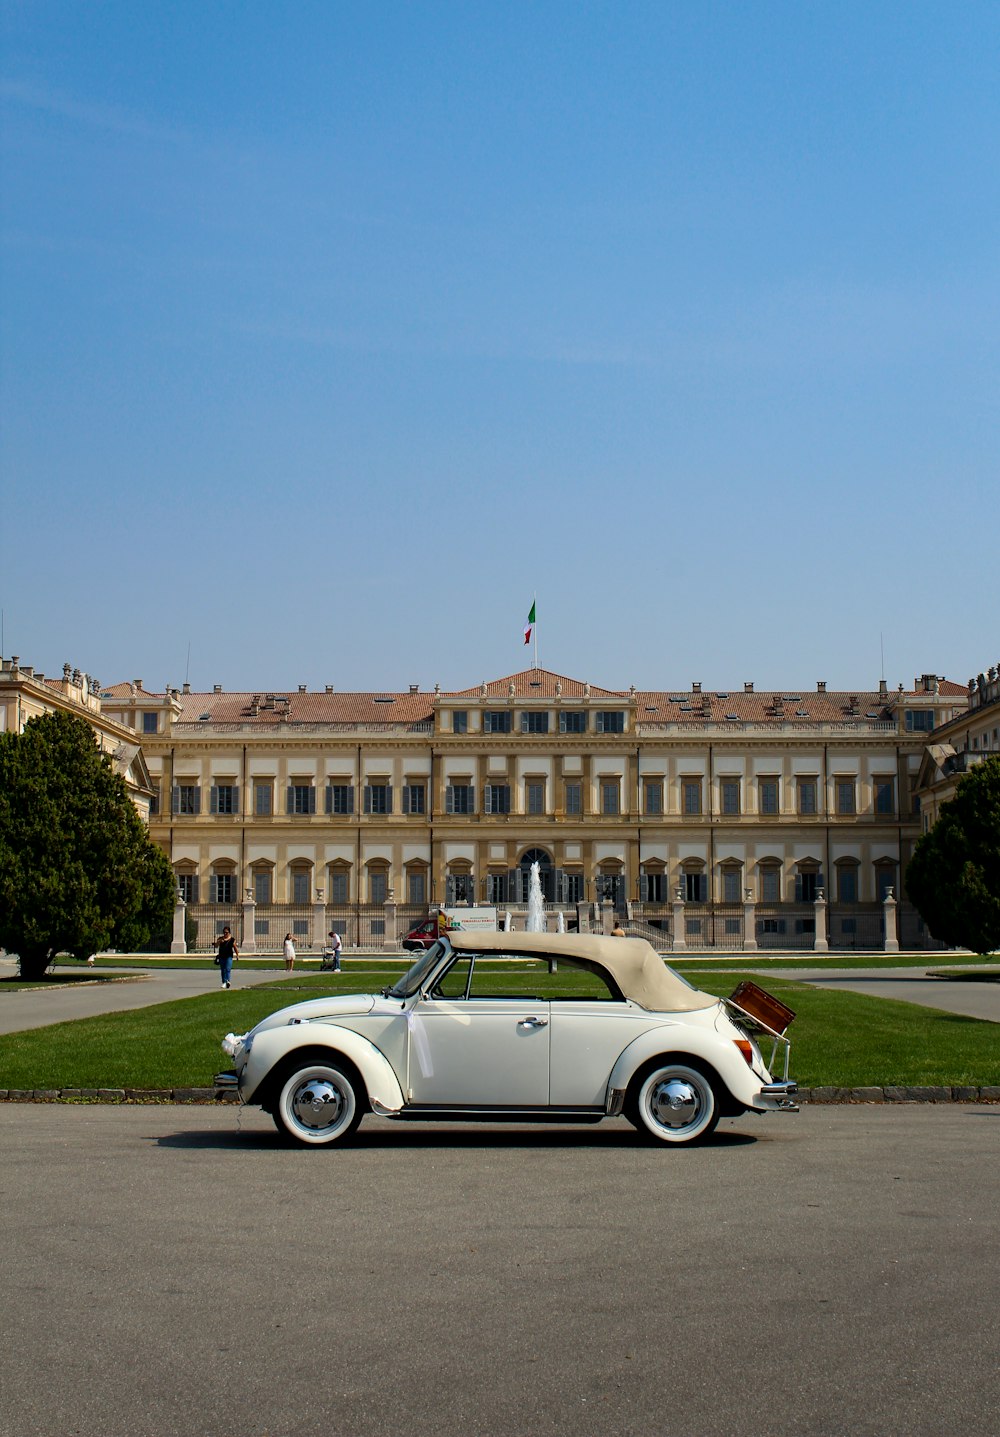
[{"left": 526, "top": 861, "right": 545, "bottom": 932}]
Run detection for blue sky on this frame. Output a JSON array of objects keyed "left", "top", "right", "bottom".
[{"left": 2, "top": 2, "right": 997, "bottom": 696}]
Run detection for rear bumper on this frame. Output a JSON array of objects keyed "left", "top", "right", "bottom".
[{"left": 754, "top": 1079, "right": 798, "bottom": 1112}]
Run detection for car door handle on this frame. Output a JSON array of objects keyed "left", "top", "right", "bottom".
[{"left": 518, "top": 1016, "right": 548, "bottom": 1029}]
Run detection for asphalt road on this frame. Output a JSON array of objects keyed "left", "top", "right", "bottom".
[
  {"left": 761, "top": 966, "right": 1000, "bottom": 1023},
  {"left": 2, "top": 1103, "right": 998, "bottom": 1437}
]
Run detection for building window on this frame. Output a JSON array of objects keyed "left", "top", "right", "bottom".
[
  {"left": 291, "top": 869, "right": 311, "bottom": 904},
  {"left": 642, "top": 870, "right": 666, "bottom": 902},
  {"left": 487, "top": 873, "right": 508, "bottom": 903},
  {"left": 364, "top": 783, "right": 392, "bottom": 815},
  {"left": 210, "top": 872, "right": 235, "bottom": 903},
  {"left": 172, "top": 784, "right": 200, "bottom": 815},
  {"left": 521, "top": 711, "right": 549, "bottom": 734},
  {"left": 330, "top": 870, "right": 349, "bottom": 904},
  {"left": 446, "top": 783, "right": 475, "bottom": 814},
  {"left": 484, "top": 711, "right": 512, "bottom": 734},
  {"left": 369, "top": 870, "right": 388, "bottom": 904},
  {"left": 682, "top": 779, "right": 702, "bottom": 816},
  {"left": 837, "top": 864, "right": 859, "bottom": 903},
  {"left": 601, "top": 781, "right": 620, "bottom": 815},
  {"left": 797, "top": 779, "right": 817, "bottom": 815},
  {"left": 254, "top": 782, "right": 273, "bottom": 816},
  {"left": 644, "top": 780, "right": 663, "bottom": 815},
  {"left": 326, "top": 783, "right": 354, "bottom": 815},
  {"left": 836, "top": 779, "right": 856, "bottom": 815},
  {"left": 485, "top": 784, "right": 511, "bottom": 814},
  {"left": 526, "top": 781, "right": 546, "bottom": 815},
  {"left": 559, "top": 711, "right": 587, "bottom": 734},
  {"left": 210, "top": 784, "right": 239, "bottom": 815},
  {"left": 874, "top": 778, "right": 895, "bottom": 815},
  {"left": 254, "top": 870, "right": 272, "bottom": 904},
  {"left": 288, "top": 784, "right": 316, "bottom": 815},
  {"left": 148, "top": 785, "right": 160, "bottom": 817},
  {"left": 177, "top": 872, "right": 199, "bottom": 903},
  {"left": 407, "top": 869, "right": 427, "bottom": 905},
  {"left": 759, "top": 778, "right": 779, "bottom": 815},
  {"left": 795, "top": 870, "right": 822, "bottom": 902},
  {"left": 683, "top": 871, "right": 707, "bottom": 903},
  {"left": 759, "top": 865, "right": 781, "bottom": 903},
  {"left": 722, "top": 868, "right": 742, "bottom": 903},
  {"left": 142, "top": 711, "right": 158, "bottom": 734},
  {"left": 565, "top": 782, "right": 582, "bottom": 815},
  {"left": 596, "top": 711, "right": 625, "bottom": 734},
  {"left": 401, "top": 783, "right": 426, "bottom": 815},
  {"left": 721, "top": 780, "right": 741, "bottom": 815},
  {"left": 905, "top": 710, "right": 935, "bottom": 732},
  {"left": 452, "top": 711, "right": 468, "bottom": 734},
  {"left": 562, "top": 872, "right": 584, "bottom": 902},
  {"left": 875, "top": 864, "right": 897, "bottom": 901}
]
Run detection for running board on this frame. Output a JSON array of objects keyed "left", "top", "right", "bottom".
[{"left": 389, "top": 1105, "right": 605, "bottom": 1124}]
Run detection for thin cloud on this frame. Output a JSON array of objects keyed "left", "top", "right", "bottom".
[{"left": 0, "top": 78, "right": 190, "bottom": 145}]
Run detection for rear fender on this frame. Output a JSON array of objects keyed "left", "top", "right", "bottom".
[
  {"left": 242, "top": 1023, "right": 405, "bottom": 1113},
  {"left": 607, "top": 1023, "right": 757, "bottom": 1111}
]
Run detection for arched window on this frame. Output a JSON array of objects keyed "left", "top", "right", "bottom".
[
  {"left": 640, "top": 860, "right": 667, "bottom": 904},
  {"left": 327, "top": 862, "right": 351, "bottom": 905},
  {"left": 289, "top": 861, "right": 314, "bottom": 905},
  {"left": 210, "top": 860, "right": 237, "bottom": 904},
  {"left": 174, "top": 861, "right": 199, "bottom": 905},
  {"left": 836, "top": 858, "right": 860, "bottom": 904},
  {"left": 519, "top": 848, "right": 553, "bottom": 902},
  {"left": 719, "top": 861, "right": 743, "bottom": 904},
  {"left": 250, "top": 862, "right": 273, "bottom": 906},
  {"left": 758, "top": 859, "right": 782, "bottom": 905},
  {"left": 795, "top": 859, "right": 824, "bottom": 903},
  {"left": 404, "top": 861, "right": 428, "bottom": 907},
  {"left": 366, "top": 862, "right": 390, "bottom": 905},
  {"left": 874, "top": 860, "right": 897, "bottom": 902}
]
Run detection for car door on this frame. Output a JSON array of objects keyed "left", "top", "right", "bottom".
[
  {"left": 548, "top": 1001, "right": 657, "bottom": 1106},
  {"left": 404, "top": 954, "right": 550, "bottom": 1106}
]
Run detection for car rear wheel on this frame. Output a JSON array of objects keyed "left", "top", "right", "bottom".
[
  {"left": 629, "top": 1062, "right": 720, "bottom": 1145},
  {"left": 273, "top": 1062, "right": 363, "bottom": 1147}
]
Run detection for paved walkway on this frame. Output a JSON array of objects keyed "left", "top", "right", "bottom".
[
  {"left": 0, "top": 961, "right": 305, "bottom": 1036},
  {"left": 759, "top": 964, "right": 1000, "bottom": 1023}
]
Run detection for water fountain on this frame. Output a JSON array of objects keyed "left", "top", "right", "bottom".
[{"left": 526, "top": 860, "right": 545, "bottom": 932}]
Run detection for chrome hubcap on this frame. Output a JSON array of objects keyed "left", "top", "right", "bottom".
[
  {"left": 291, "top": 1079, "right": 344, "bottom": 1131},
  {"left": 649, "top": 1077, "right": 700, "bottom": 1130}
]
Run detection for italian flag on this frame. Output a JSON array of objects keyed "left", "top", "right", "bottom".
[{"left": 524, "top": 600, "right": 535, "bottom": 645}]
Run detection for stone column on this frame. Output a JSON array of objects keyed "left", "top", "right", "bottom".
[
  {"left": 672, "top": 887, "right": 687, "bottom": 953},
  {"left": 813, "top": 889, "right": 829, "bottom": 954},
  {"left": 576, "top": 901, "right": 590, "bottom": 935},
  {"left": 601, "top": 898, "right": 614, "bottom": 935},
  {"left": 170, "top": 893, "right": 187, "bottom": 954},
  {"left": 883, "top": 887, "right": 900, "bottom": 954},
  {"left": 242, "top": 893, "right": 257, "bottom": 955},
  {"left": 313, "top": 893, "right": 327, "bottom": 954},
  {"left": 383, "top": 895, "right": 398, "bottom": 952},
  {"left": 742, "top": 887, "right": 757, "bottom": 953}
]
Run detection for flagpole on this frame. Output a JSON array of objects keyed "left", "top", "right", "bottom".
[{"left": 533, "top": 591, "right": 538, "bottom": 670}]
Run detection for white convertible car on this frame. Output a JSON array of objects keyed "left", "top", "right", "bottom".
[{"left": 218, "top": 932, "right": 797, "bottom": 1147}]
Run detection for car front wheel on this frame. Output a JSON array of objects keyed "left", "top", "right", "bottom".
[
  {"left": 629, "top": 1062, "right": 719, "bottom": 1145},
  {"left": 273, "top": 1061, "right": 363, "bottom": 1147}
]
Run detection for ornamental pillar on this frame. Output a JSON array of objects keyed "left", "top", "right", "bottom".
[
  {"left": 170, "top": 892, "right": 187, "bottom": 955},
  {"left": 883, "top": 887, "right": 900, "bottom": 954},
  {"left": 813, "top": 889, "right": 829, "bottom": 954}
]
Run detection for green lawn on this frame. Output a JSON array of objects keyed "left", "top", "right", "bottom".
[{"left": 1, "top": 962, "right": 998, "bottom": 1092}]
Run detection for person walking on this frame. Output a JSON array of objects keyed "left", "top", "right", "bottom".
[
  {"left": 283, "top": 933, "right": 296, "bottom": 971},
  {"left": 215, "top": 926, "right": 239, "bottom": 988},
  {"left": 326, "top": 929, "right": 342, "bottom": 972}
]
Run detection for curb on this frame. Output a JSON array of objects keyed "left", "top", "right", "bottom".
[{"left": 0, "top": 1085, "right": 999, "bottom": 1105}]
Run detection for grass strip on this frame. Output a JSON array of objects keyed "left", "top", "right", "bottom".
[{"left": 1, "top": 966, "right": 998, "bottom": 1092}]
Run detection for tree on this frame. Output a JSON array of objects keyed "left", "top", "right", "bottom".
[
  {"left": 0, "top": 710, "right": 176, "bottom": 978},
  {"left": 905, "top": 755, "right": 1000, "bottom": 955}
]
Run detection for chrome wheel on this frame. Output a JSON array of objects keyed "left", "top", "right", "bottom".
[
  {"left": 274, "top": 1063, "right": 360, "bottom": 1146},
  {"left": 633, "top": 1063, "right": 719, "bottom": 1144}
]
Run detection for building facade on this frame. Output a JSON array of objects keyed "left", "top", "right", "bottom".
[
  {"left": 0, "top": 654, "right": 155, "bottom": 818},
  {"left": 101, "top": 666, "right": 967, "bottom": 952},
  {"left": 914, "top": 661, "right": 1000, "bottom": 828}
]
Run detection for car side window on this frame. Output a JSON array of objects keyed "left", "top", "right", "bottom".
[{"left": 430, "top": 956, "right": 473, "bottom": 1000}]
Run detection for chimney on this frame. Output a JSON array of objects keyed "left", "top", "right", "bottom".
[
  {"left": 692, "top": 682, "right": 702, "bottom": 694},
  {"left": 298, "top": 684, "right": 306, "bottom": 693},
  {"left": 744, "top": 682, "right": 753, "bottom": 693},
  {"left": 879, "top": 679, "right": 888, "bottom": 696},
  {"left": 213, "top": 684, "right": 222, "bottom": 693},
  {"left": 182, "top": 682, "right": 191, "bottom": 695},
  {"left": 325, "top": 685, "right": 333, "bottom": 694},
  {"left": 134, "top": 679, "right": 143, "bottom": 689},
  {"left": 817, "top": 681, "right": 827, "bottom": 693},
  {"left": 410, "top": 684, "right": 419, "bottom": 693}
]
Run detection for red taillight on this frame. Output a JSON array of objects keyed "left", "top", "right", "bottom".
[{"left": 734, "top": 1039, "right": 754, "bottom": 1067}]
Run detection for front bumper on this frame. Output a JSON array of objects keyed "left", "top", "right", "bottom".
[{"left": 214, "top": 1069, "right": 240, "bottom": 1090}]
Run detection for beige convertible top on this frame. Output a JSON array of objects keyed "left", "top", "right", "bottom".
[{"left": 442, "top": 930, "right": 716, "bottom": 1013}]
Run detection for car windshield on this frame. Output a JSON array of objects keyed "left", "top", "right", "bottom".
[{"left": 386, "top": 942, "right": 447, "bottom": 998}]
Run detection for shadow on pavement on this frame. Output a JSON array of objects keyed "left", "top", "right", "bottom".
[{"left": 153, "top": 1123, "right": 759, "bottom": 1152}]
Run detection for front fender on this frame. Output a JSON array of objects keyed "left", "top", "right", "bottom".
[
  {"left": 241, "top": 1023, "right": 405, "bottom": 1113},
  {"left": 606, "top": 1024, "right": 758, "bottom": 1111}
]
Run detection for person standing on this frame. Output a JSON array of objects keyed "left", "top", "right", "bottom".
[
  {"left": 283, "top": 933, "right": 296, "bottom": 971},
  {"left": 327, "top": 929, "right": 342, "bottom": 972},
  {"left": 215, "top": 926, "right": 239, "bottom": 988}
]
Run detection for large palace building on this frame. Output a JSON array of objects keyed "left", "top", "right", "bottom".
[{"left": 87, "top": 664, "right": 970, "bottom": 952}]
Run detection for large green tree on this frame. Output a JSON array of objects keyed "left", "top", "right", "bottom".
[
  {"left": 905, "top": 754, "right": 1000, "bottom": 955},
  {"left": 0, "top": 710, "right": 176, "bottom": 978}
]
